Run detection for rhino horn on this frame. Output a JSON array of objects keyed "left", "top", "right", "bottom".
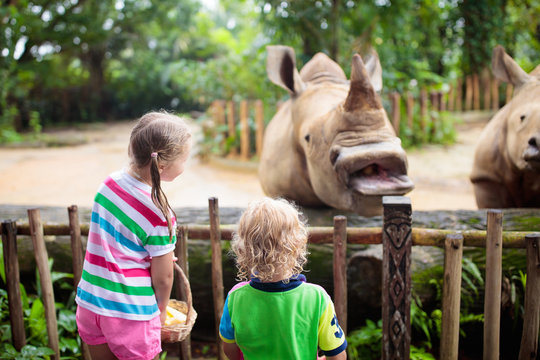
[
  {"left": 266, "top": 45, "right": 306, "bottom": 95},
  {"left": 343, "top": 54, "right": 382, "bottom": 112},
  {"left": 492, "top": 45, "right": 532, "bottom": 89}
]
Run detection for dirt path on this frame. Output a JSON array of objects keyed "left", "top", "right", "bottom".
[{"left": 0, "top": 115, "right": 488, "bottom": 211}]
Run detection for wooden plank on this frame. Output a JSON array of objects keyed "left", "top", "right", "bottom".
[
  {"left": 455, "top": 77, "right": 463, "bottom": 112},
  {"left": 440, "top": 233, "right": 464, "bottom": 360},
  {"left": 419, "top": 89, "right": 427, "bottom": 133},
  {"left": 176, "top": 226, "right": 192, "bottom": 360},
  {"left": 255, "top": 99, "right": 264, "bottom": 158},
  {"left": 473, "top": 73, "right": 480, "bottom": 110},
  {"left": 465, "top": 75, "right": 473, "bottom": 111},
  {"left": 1, "top": 220, "right": 26, "bottom": 350},
  {"left": 483, "top": 210, "right": 503, "bottom": 360},
  {"left": 28, "top": 208, "right": 61, "bottom": 360},
  {"left": 518, "top": 233, "right": 540, "bottom": 360},
  {"left": 333, "top": 215, "right": 348, "bottom": 334},
  {"left": 209, "top": 198, "right": 225, "bottom": 360},
  {"left": 226, "top": 101, "right": 237, "bottom": 155},
  {"left": 239, "top": 100, "right": 249, "bottom": 161},
  {"left": 390, "top": 92, "right": 401, "bottom": 135},
  {"left": 382, "top": 196, "right": 412, "bottom": 359},
  {"left": 406, "top": 92, "right": 414, "bottom": 130},
  {"left": 482, "top": 69, "right": 491, "bottom": 111},
  {"left": 67, "top": 206, "right": 91, "bottom": 360}
]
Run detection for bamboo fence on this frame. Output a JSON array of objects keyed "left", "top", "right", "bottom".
[
  {"left": 209, "top": 70, "right": 513, "bottom": 160},
  {"left": 2, "top": 197, "right": 539, "bottom": 360}
]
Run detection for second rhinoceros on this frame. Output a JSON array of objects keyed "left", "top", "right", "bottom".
[
  {"left": 470, "top": 45, "right": 540, "bottom": 208},
  {"left": 258, "top": 46, "right": 414, "bottom": 216}
]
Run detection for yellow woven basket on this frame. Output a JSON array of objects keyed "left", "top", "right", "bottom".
[{"left": 161, "top": 263, "right": 197, "bottom": 343}]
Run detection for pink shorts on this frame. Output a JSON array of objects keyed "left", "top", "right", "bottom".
[{"left": 76, "top": 306, "right": 162, "bottom": 360}]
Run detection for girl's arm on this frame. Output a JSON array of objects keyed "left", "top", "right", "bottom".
[
  {"left": 151, "top": 251, "right": 175, "bottom": 324},
  {"left": 326, "top": 352, "right": 347, "bottom": 359}
]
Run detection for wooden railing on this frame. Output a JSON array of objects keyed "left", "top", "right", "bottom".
[
  {"left": 2, "top": 197, "right": 539, "bottom": 360},
  {"left": 208, "top": 70, "right": 511, "bottom": 160}
]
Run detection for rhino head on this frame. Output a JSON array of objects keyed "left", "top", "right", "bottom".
[
  {"left": 259, "top": 45, "right": 414, "bottom": 216},
  {"left": 471, "top": 45, "right": 540, "bottom": 208}
]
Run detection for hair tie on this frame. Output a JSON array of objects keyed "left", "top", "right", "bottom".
[{"left": 151, "top": 152, "right": 158, "bottom": 158}]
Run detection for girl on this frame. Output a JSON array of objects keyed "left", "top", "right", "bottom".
[
  {"left": 76, "top": 111, "right": 192, "bottom": 360},
  {"left": 219, "top": 197, "right": 347, "bottom": 359}
]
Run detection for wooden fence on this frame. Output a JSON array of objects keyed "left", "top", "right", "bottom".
[
  {"left": 209, "top": 70, "right": 513, "bottom": 160},
  {"left": 2, "top": 197, "right": 539, "bottom": 360}
]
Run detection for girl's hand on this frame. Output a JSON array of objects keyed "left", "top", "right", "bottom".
[
  {"left": 172, "top": 255, "right": 178, "bottom": 262},
  {"left": 160, "top": 307, "right": 168, "bottom": 325}
]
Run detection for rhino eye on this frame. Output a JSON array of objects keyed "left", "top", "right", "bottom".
[
  {"left": 304, "top": 134, "right": 311, "bottom": 142},
  {"left": 520, "top": 115, "right": 526, "bottom": 122}
]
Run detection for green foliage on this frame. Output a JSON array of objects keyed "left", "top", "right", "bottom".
[
  {"left": 0, "top": 244, "right": 82, "bottom": 359},
  {"left": 346, "top": 319, "right": 382, "bottom": 360}
]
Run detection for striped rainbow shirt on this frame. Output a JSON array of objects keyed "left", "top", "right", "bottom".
[{"left": 76, "top": 170, "right": 177, "bottom": 321}]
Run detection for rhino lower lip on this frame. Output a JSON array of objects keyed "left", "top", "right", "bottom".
[{"left": 347, "top": 163, "right": 414, "bottom": 195}]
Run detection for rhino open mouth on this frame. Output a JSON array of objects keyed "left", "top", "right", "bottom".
[
  {"left": 524, "top": 146, "right": 540, "bottom": 171},
  {"left": 334, "top": 143, "right": 414, "bottom": 196}
]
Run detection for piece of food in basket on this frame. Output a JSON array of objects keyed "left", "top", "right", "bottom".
[{"left": 164, "top": 305, "right": 187, "bottom": 326}]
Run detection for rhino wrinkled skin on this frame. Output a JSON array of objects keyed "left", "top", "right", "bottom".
[
  {"left": 471, "top": 46, "right": 540, "bottom": 208},
  {"left": 258, "top": 45, "right": 414, "bottom": 216}
]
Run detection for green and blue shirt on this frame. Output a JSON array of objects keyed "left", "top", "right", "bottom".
[{"left": 219, "top": 275, "right": 347, "bottom": 359}]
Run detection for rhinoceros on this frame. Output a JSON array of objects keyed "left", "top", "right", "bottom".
[
  {"left": 471, "top": 46, "right": 540, "bottom": 208},
  {"left": 258, "top": 45, "right": 414, "bottom": 216}
]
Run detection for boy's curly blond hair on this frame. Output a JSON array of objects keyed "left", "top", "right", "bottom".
[{"left": 231, "top": 197, "right": 309, "bottom": 283}]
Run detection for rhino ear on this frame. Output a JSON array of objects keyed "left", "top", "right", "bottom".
[
  {"left": 266, "top": 45, "right": 306, "bottom": 95},
  {"left": 492, "top": 45, "right": 532, "bottom": 88},
  {"left": 343, "top": 54, "right": 382, "bottom": 112},
  {"left": 364, "top": 50, "right": 383, "bottom": 92}
]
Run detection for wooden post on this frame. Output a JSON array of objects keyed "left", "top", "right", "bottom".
[
  {"left": 430, "top": 91, "right": 439, "bottom": 137},
  {"left": 505, "top": 84, "right": 514, "bottom": 104},
  {"left": 333, "top": 215, "right": 348, "bottom": 334},
  {"left": 68, "top": 205, "right": 83, "bottom": 287},
  {"left": 473, "top": 73, "right": 480, "bottom": 110},
  {"left": 491, "top": 78, "right": 500, "bottom": 110},
  {"left": 447, "top": 84, "right": 455, "bottom": 112},
  {"left": 28, "top": 208, "right": 61, "bottom": 360},
  {"left": 226, "top": 101, "right": 237, "bottom": 156},
  {"left": 406, "top": 92, "right": 414, "bottom": 130},
  {"left": 239, "top": 100, "right": 249, "bottom": 161},
  {"left": 419, "top": 89, "right": 428, "bottom": 133},
  {"left": 440, "top": 233, "right": 464, "bottom": 360},
  {"left": 518, "top": 233, "right": 540, "bottom": 360},
  {"left": 482, "top": 69, "right": 491, "bottom": 111},
  {"left": 465, "top": 75, "right": 473, "bottom": 111},
  {"left": 255, "top": 99, "right": 264, "bottom": 158},
  {"left": 176, "top": 226, "right": 192, "bottom": 360},
  {"left": 438, "top": 91, "right": 445, "bottom": 112},
  {"left": 67, "top": 205, "right": 91, "bottom": 360},
  {"left": 214, "top": 100, "right": 226, "bottom": 147},
  {"left": 483, "top": 210, "right": 503, "bottom": 360},
  {"left": 390, "top": 92, "right": 401, "bottom": 135},
  {"left": 1, "top": 220, "right": 26, "bottom": 351},
  {"left": 382, "top": 196, "right": 412, "bottom": 360},
  {"left": 209, "top": 198, "right": 225, "bottom": 360},
  {"left": 455, "top": 78, "right": 463, "bottom": 112}
]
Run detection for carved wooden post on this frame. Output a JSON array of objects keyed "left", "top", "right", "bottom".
[
  {"left": 518, "top": 233, "right": 540, "bottom": 360},
  {"left": 382, "top": 196, "right": 412, "bottom": 360},
  {"left": 440, "top": 233, "right": 464, "bottom": 360},
  {"left": 484, "top": 210, "right": 503, "bottom": 360},
  {"left": 209, "top": 198, "right": 225, "bottom": 360},
  {"left": 1, "top": 220, "right": 26, "bottom": 351},
  {"left": 333, "top": 215, "right": 348, "bottom": 334}
]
